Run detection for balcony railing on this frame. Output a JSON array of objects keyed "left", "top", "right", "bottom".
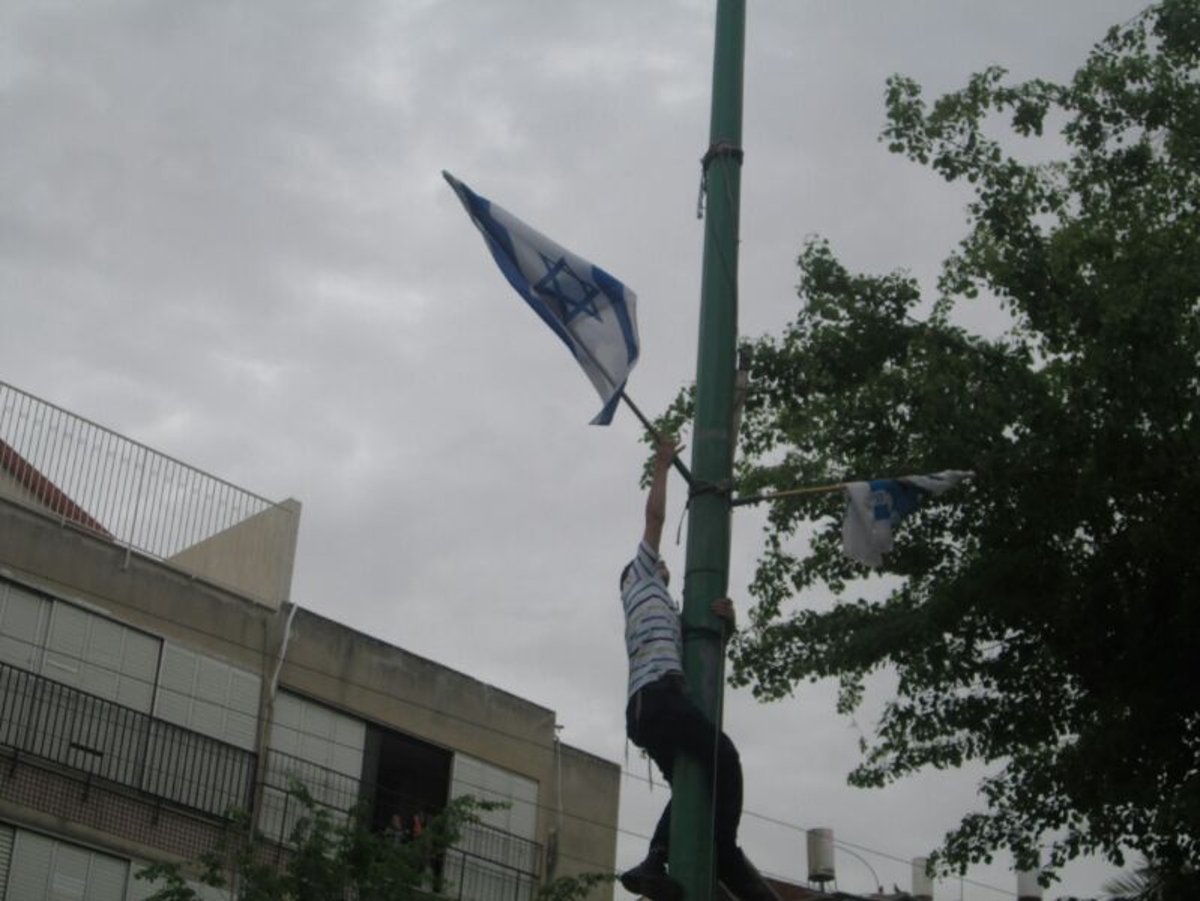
[
  {"left": 262, "top": 748, "right": 543, "bottom": 901},
  {"left": 0, "top": 659, "right": 257, "bottom": 818},
  {"left": 0, "top": 380, "right": 299, "bottom": 606},
  {"left": 0, "top": 654, "right": 543, "bottom": 901}
]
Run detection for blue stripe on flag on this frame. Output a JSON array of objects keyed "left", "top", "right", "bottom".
[
  {"left": 444, "top": 177, "right": 577, "bottom": 352},
  {"left": 592, "top": 266, "right": 639, "bottom": 366},
  {"left": 868, "top": 479, "right": 927, "bottom": 523},
  {"left": 444, "top": 170, "right": 640, "bottom": 425}
]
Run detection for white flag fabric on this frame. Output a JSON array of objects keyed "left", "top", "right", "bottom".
[
  {"left": 842, "top": 470, "right": 972, "bottom": 567},
  {"left": 443, "top": 171, "right": 639, "bottom": 425}
]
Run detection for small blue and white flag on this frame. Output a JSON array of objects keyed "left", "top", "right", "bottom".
[
  {"left": 443, "top": 171, "right": 639, "bottom": 425},
  {"left": 842, "top": 470, "right": 972, "bottom": 567}
]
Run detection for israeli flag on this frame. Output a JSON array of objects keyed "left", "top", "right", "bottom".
[
  {"left": 443, "top": 171, "right": 639, "bottom": 425},
  {"left": 842, "top": 470, "right": 972, "bottom": 567}
]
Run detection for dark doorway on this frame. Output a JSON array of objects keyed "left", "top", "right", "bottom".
[{"left": 361, "top": 723, "right": 453, "bottom": 834}]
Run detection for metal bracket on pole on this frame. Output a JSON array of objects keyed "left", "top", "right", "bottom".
[
  {"left": 701, "top": 142, "right": 745, "bottom": 170},
  {"left": 687, "top": 479, "right": 733, "bottom": 500},
  {"left": 697, "top": 142, "right": 746, "bottom": 219}
]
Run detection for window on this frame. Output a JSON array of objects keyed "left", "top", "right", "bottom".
[
  {"left": 260, "top": 692, "right": 366, "bottom": 842},
  {"left": 154, "top": 644, "right": 259, "bottom": 751},
  {"left": 4, "top": 830, "right": 128, "bottom": 901},
  {"left": 451, "top": 754, "right": 539, "bottom": 843},
  {"left": 143, "top": 646, "right": 260, "bottom": 816},
  {"left": 0, "top": 581, "right": 49, "bottom": 671},
  {"left": 0, "top": 578, "right": 159, "bottom": 712},
  {"left": 0, "top": 580, "right": 161, "bottom": 786},
  {"left": 447, "top": 755, "right": 541, "bottom": 901}
]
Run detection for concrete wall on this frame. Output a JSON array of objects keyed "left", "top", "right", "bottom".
[
  {"left": 0, "top": 467, "right": 36, "bottom": 507},
  {"left": 279, "top": 607, "right": 557, "bottom": 777},
  {"left": 169, "top": 498, "right": 302, "bottom": 610},
  {"left": 554, "top": 743, "right": 621, "bottom": 890},
  {"left": 0, "top": 496, "right": 275, "bottom": 675}
]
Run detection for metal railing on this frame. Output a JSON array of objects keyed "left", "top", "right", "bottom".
[
  {"left": 0, "top": 379, "right": 282, "bottom": 561},
  {"left": 0, "top": 660, "right": 543, "bottom": 901},
  {"left": 258, "top": 748, "right": 362, "bottom": 842},
  {"left": 0, "top": 659, "right": 257, "bottom": 818},
  {"left": 454, "top": 815, "right": 541, "bottom": 878},
  {"left": 261, "top": 749, "right": 542, "bottom": 901},
  {"left": 0, "top": 627, "right": 545, "bottom": 901},
  {"left": 443, "top": 849, "right": 539, "bottom": 901}
]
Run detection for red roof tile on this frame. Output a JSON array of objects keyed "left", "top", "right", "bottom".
[{"left": 0, "top": 439, "right": 111, "bottom": 537}]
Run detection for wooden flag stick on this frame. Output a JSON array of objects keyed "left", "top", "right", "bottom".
[
  {"left": 731, "top": 480, "right": 846, "bottom": 507},
  {"left": 619, "top": 390, "right": 693, "bottom": 484}
]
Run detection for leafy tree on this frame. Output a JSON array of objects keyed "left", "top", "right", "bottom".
[
  {"left": 1097, "top": 854, "right": 1198, "bottom": 900},
  {"left": 663, "top": 0, "right": 1200, "bottom": 887},
  {"left": 137, "top": 788, "right": 476, "bottom": 900},
  {"left": 1101, "top": 857, "right": 1162, "bottom": 900},
  {"left": 137, "top": 786, "right": 612, "bottom": 901}
]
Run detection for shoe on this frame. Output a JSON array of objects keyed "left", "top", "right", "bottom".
[{"left": 620, "top": 850, "right": 683, "bottom": 901}]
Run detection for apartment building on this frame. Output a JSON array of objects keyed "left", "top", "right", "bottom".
[{"left": 0, "top": 379, "right": 618, "bottom": 900}]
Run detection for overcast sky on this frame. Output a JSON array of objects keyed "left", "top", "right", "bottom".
[{"left": 1, "top": 2, "right": 1152, "bottom": 898}]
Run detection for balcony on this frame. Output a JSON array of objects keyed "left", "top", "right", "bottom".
[
  {"left": 0, "top": 660, "right": 542, "bottom": 901},
  {"left": 0, "top": 379, "right": 300, "bottom": 608},
  {"left": 264, "top": 748, "right": 543, "bottom": 901},
  {"left": 0, "top": 658, "right": 256, "bottom": 819}
]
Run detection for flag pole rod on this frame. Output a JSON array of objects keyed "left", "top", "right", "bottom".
[
  {"left": 619, "top": 390, "right": 694, "bottom": 484},
  {"left": 553, "top": 315, "right": 693, "bottom": 483},
  {"left": 731, "top": 481, "right": 846, "bottom": 507},
  {"left": 732, "top": 470, "right": 975, "bottom": 507}
]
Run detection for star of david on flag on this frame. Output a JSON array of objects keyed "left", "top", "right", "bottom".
[
  {"left": 841, "top": 470, "right": 972, "bottom": 567},
  {"left": 443, "top": 171, "right": 639, "bottom": 425}
]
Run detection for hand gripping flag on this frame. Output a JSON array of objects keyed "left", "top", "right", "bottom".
[
  {"left": 443, "top": 171, "right": 639, "bottom": 425},
  {"left": 842, "top": 470, "right": 972, "bottom": 567}
]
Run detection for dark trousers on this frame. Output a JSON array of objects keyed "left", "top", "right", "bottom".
[{"left": 625, "top": 675, "right": 748, "bottom": 883}]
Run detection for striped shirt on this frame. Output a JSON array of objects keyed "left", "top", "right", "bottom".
[{"left": 621, "top": 540, "right": 683, "bottom": 698}]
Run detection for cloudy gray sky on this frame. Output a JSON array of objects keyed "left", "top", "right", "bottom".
[{"left": 2, "top": 2, "right": 1150, "bottom": 898}]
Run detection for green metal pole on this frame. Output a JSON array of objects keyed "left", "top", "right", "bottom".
[{"left": 671, "top": 2, "right": 746, "bottom": 900}]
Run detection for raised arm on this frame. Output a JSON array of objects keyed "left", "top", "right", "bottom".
[{"left": 642, "top": 436, "right": 682, "bottom": 553}]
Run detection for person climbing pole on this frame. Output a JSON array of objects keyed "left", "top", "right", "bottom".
[{"left": 618, "top": 434, "right": 776, "bottom": 901}]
